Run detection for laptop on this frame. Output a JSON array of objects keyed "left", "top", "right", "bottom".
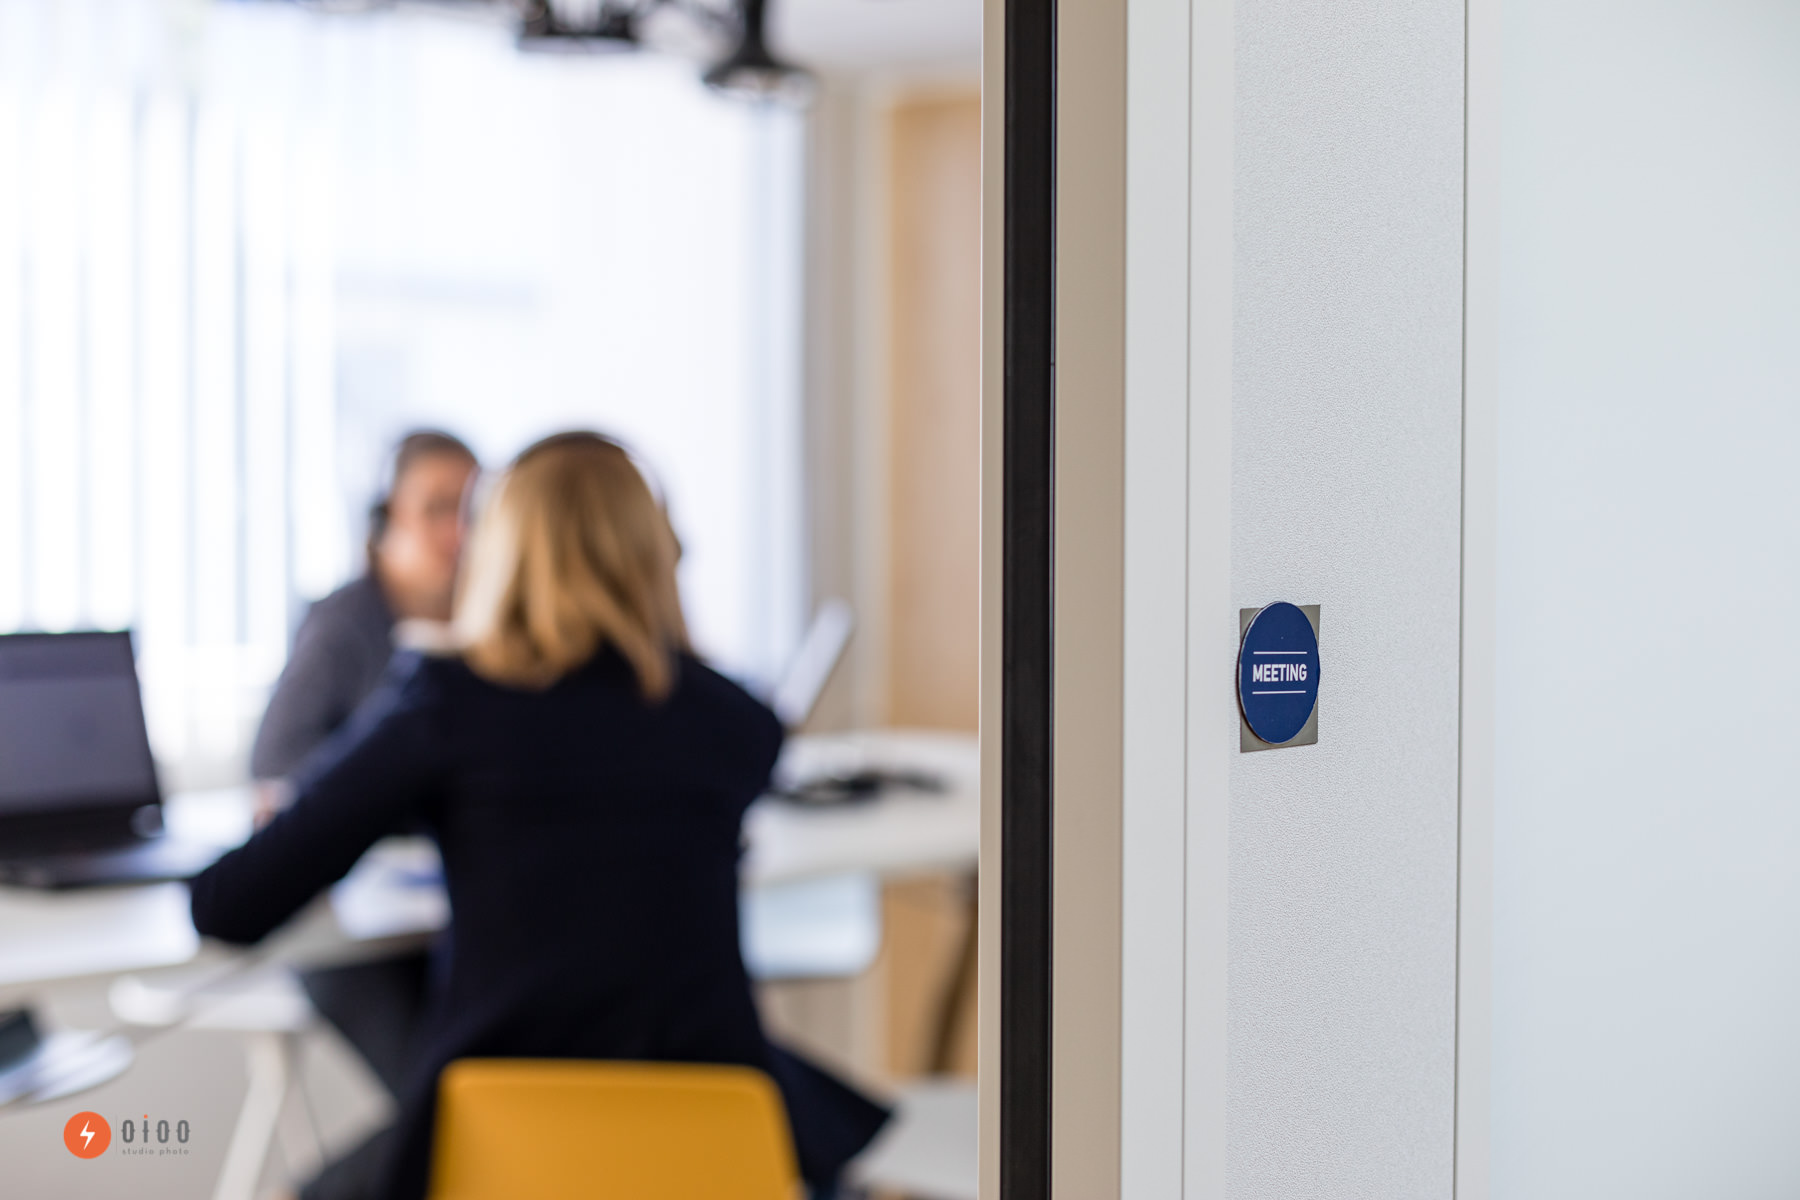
[
  {"left": 0, "top": 631, "right": 227, "bottom": 890},
  {"left": 768, "top": 597, "right": 855, "bottom": 729},
  {"left": 758, "top": 600, "right": 942, "bottom": 806}
]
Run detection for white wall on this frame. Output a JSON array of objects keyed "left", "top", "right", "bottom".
[
  {"left": 1495, "top": 3, "right": 1800, "bottom": 1197},
  {"left": 322, "top": 16, "right": 808, "bottom": 685},
  {"left": 1224, "top": 2, "right": 1467, "bottom": 1196}
]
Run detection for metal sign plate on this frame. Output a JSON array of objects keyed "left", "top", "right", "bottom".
[{"left": 1238, "top": 603, "right": 1321, "bottom": 751}]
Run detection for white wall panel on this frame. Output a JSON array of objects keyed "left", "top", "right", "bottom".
[
  {"left": 1496, "top": 3, "right": 1800, "bottom": 1196},
  {"left": 1224, "top": 2, "right": 1466, "bottom": 1195}
]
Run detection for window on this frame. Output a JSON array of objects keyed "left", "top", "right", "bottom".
[{"left": 0, "top": 0, "right": 805, "bottom": 785}]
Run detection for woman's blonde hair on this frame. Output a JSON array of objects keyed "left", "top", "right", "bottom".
[{"left": 454, "top": 432, "right": 690, "bottom": 698}]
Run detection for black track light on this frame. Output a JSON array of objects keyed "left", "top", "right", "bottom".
[
  {"left": 518, "top": 0, "right": 642, "bottom": 52},
  {"left": 703, "top": 0, "right": 812, "bottom": 106}
]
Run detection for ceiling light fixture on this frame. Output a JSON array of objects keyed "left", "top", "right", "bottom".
[
  {"left": 285, "top": 0, "right": 811, "bottom": 106},
  {"left": 701, "top": 0, "right": 813, "bottom": 106},
  {"left": 517, "top": 0, "right": 642, "bottom": 51}
]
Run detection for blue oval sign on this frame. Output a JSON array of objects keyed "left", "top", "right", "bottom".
[{"left": 1237, "top": 602, "right": 1320, "bottom": 745}]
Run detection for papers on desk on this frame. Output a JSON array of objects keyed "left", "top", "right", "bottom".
[
  {"left": 329, "top": 839, "right": 449, "bottom": 943},
  {"left": 0, "top": 1031, "right": 134, "bottom": 1107}
]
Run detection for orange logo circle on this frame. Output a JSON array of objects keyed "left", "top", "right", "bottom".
[{"left": 63, "top": 1111, "right": 110, "bottom": 1158}]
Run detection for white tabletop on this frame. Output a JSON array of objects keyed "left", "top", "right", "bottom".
[
  {"left": 0, "top": 729, "right": 977, "bottom": 1001},
  {"left": 745, "top": 729, "right": 980, "bottom": 886}
]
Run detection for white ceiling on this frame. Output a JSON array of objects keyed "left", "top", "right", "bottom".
[
  {"left": 769, "top": 0, "right": 979, "bottom": 74},
  {"left": 385, "top": 0, "right": 978, "bottom": 79}
]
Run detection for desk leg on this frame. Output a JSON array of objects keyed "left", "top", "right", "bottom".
[
  {"left": 928, "top": 875, "right": 979, "bottom": 1075},
  {"left": 276, "top": 1031, "right": 326, "bottom": 1182},
  {"left": 212, "top": 1031, "right": 289, "bottom": 1200}
]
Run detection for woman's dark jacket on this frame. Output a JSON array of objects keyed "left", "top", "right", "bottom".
[{"left": 190, "top": 648, "right": 888, "bottom": 1199}]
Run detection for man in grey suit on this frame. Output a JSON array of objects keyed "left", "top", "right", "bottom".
[{"left": 252, "top": 430, "right": 478, "bottom": 783}]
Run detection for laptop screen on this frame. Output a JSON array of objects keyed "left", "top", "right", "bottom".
[
  {"left": 0, "top": 632, "right": 159, "bottom": 816},
  {"left": 769, "top": 599, "right": 854, "bottom": 729}
]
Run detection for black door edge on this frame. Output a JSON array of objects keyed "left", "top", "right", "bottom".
[{"left": 999, "top": 0, "right": 1054, "bottom": 1191}]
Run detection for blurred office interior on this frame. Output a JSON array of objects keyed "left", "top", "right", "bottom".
[
  {"left": 0, "top": 0, "right": 981, "bottom": 1195},
  {"left": 11, "top": 0, "right": 1800, "bottom": 1195}
]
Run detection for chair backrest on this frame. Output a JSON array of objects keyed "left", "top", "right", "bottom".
[{"left": 427, "top": 1059, "right": 801, "bottom": 1200}]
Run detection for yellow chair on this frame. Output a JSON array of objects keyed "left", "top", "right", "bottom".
[{"left": 427, "top": 1059, "right": 803, "bottom": 1200}]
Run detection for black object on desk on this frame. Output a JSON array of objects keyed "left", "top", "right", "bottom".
[
  {"left": 769, "top": 768, "right": 946, "bottom": 807},
  {"left": 0, "top": 1009, "right": 41, "bottom": 1071}
]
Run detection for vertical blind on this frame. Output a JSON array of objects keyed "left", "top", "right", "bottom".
[
  {"left": 0, "top": 2, "right": 807, "bottom": 784},
  {"left": 0, "top": 3, "right": 342, "bottom": 780}
]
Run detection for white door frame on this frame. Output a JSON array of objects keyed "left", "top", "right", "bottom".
[{"left": 978, "top": 0, "right": 1499, "bottom": 1194}]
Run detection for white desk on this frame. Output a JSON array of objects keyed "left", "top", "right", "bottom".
[
  {"left": 0, "top": 729, "right": 978, "bottom": 1004},
  {"left": 746, "top": 730, "right": 982, "bottom": 886}
]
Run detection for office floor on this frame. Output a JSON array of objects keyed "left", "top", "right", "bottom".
[{"left": 0, "top": 982, "right": 388, "bottom": 1200}]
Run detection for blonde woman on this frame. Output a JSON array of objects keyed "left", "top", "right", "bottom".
[{"left": 191, "top": 433, "right": 888, "bottom": 1200}]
